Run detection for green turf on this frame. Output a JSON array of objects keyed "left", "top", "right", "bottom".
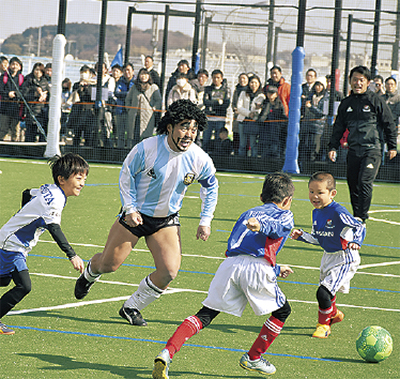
[{"left": 0, "top": 158, "right": 399, "bottom": 379}]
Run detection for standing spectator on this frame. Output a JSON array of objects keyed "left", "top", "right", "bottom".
[
  {"left": 125, "top": 68, "right": 162, "bottom": 148},
  {"left": 60, "top": 78, "right": 72, "bottom": 141},
  {"left": 300, "top": 81, "right": 327, "bottom": 163},
  {"left": 372, "top": 75, "right": 385, "bottom": 96},
  {"left": 67, "top": 65, "right": 97, "bottom": 147},
  {"left": 325, "top": 74, "right": 344, "bottom": 100},
  {"left": 328, "top": 66, "right": 397, "bottom": 223},
  {"left": 257, "top": 86, "right": 287, "bottom": 159},
  {"left": 0, "top": 57, "right": 24, "bottom": 141},
  {"left": 42, "top": 63, "right": 52, "bottom": 129},
  {"left": 167, "top": 73, "right": 197, "bottom": 107},
  {"left": 263, "top": 65, "right": 291, "bottom": 116},
  {"left": 231, "top": 73, "right": 249, "bottom": 155},
  {"left": 0, "top": 56, "right": 9, "bottom": 76},
  {"left": 165, "top": 59, "right": 195, "bottom": 105},
  {"left": 111, "top": 64, "right": 123, "bottom": 83},
  {"left": 302, "top": 68, "right": 317, "bottom": 99},
  {"left": 237, "top": 75, "right": 265, "bottom": 157},
  {"left": 114, "top": 63, "right": 135, "bottom": 148},
  {"left": 74, "top": 100, "right": 218, "bottom": 328},
  {"left": 202, "top": 69, "right": 231, "bottom": 153},
  {"left": 190, "top": 68, "right": 209, "bottom": 110},
  {"left": 144, "top": 56, "right": 161, "bottom": 88},
  {"left": 95, "top": 62, "right": 115, "bottom": 148},
  {"left": 110, "top": 64, "right": 123, "bottom": 146},
  {"left": 383, "top": 77, "right": 400, "bottom": 126},
  {"left": 21, "top": 62, "right": 50, "bottom": 142}
]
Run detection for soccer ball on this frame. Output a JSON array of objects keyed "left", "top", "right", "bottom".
[{"left": 356, "top": 326, "right": 393, "bottom": 363}]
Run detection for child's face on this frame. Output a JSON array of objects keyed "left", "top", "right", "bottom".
[
  {"left": 308, "top": 180, "right": 336, "bottom": 209},
  {"left": 58, "top": 172, "right": 87, "bottom": 197}
]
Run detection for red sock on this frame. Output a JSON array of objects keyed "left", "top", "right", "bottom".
[
  {"left": 165, "top": 316, "right": 203, "bottom": 358},
  {"left": 331, "top": 295, "right": 337, "bottom": 315},
  {"left": 248, "top": 316, "right": 284, "bottom": 360},
  {"left": 318, "top": 305, "right": 334, "bottom": 325}
]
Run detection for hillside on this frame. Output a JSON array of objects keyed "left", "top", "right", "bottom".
[{"left": 1, "top": 23, "right": 194, "bottom": 60}]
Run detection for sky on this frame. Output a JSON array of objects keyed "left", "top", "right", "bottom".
[{"left": 0, "top": 0, "right": 397, "bottom": 60}]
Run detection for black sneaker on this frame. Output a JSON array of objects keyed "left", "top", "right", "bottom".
[
  {"left": 119, "top": 306, "right": 148, "bottom": 326},
  {"left": 74, "top": 274, "right": 95, "bottom": 299}
]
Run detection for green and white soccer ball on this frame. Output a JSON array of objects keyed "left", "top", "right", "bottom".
[{"left": 356, "top": 326, "right": 393, "bottom": 363}]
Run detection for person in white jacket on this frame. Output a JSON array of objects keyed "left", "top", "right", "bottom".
[
  {"left": 236, "top": 75, "right": 265, "bottom": 157},
  {"left": 167, "top": 73, "right": 197, "bottom": 107}
]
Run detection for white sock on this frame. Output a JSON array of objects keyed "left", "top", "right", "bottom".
[
  {"left": 124, "top": 275, "right": 165, "bottom": 311},
  {"left": 83, "top": 261, "right": 101, "bottom": 283}
]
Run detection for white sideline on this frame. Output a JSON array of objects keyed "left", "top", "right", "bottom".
[
  {"left": 35, "top": 239, "right": 400, "bottom": 277},
  {"left": 7, "top": 272, "right": 399, "bottom": 316}
]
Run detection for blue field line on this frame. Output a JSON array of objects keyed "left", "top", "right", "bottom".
[
  {"left": 7, "top": 325, "right": 343, "bottom": 363},
  {"left": 28, "top": 254, "right": 400, "bottom": 293}
]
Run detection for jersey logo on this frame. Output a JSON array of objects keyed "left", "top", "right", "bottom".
[
  {"left": 366, "top": 163, "right": 374, "bottom": 169},
  {"left": 326, "top": 219, "right": 334, "bottom": 229},
  {"left": 147, "top": 168, "right": 156, "bottom": 179},
  {"left": 362, "top": 105, "right": 371, "bottom": 112},
  {"left": 346, "top": 106, "right": 353, "bottom": 112},
  {"left": 183, "top": 173, "right": 195, "bottom": 185}
]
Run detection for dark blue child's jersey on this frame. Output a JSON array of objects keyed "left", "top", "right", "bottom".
[
  {"left": 298, "top": 201, "right": 366, "bottom": 252},
  {"left": 226, "top": 202, "right": 294, "bottom": 276}
]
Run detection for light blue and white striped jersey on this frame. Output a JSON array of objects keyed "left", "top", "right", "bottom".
[
  {"left": 119, "top": 135, "right": 218, "bottom": 225},
  {"left": 0, "top": 184, "right": 66, "bottom": 256}
]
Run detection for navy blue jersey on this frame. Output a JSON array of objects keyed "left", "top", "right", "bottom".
[
  {"left": 226, "top": 202, "right": 294, "bottom": 276},
  {"left": 298, "top": 201, "right": 365, "bottom": 252}
]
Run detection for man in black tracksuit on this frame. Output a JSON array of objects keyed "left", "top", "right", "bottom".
[{"left": 328, "top": 66, "right": 397, "bottom": 223}]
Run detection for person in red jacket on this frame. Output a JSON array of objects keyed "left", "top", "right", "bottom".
[{"left": 263, "top": 65, "right": 291, "bottom": 116}]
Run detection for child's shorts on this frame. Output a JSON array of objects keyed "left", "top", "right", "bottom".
[
  {"left": 320, "top": 248, "right": 360, "bottom": 295},
  {"left": 202, "top": 255, "right": 286, "bottom": 317},
  {"left": 0, "top": 249, "right": 28, "bottom": 278}
]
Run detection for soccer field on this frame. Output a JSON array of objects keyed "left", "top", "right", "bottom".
[{"left": 0, "top": 158, "right": 399, "bottom": 379}]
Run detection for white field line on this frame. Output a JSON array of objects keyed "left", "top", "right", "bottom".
[
  {"left": 9, "top": 272, "right": 399, "bottom": 315},
  {"left": 358, "top": 260, "right": 400, "bottom": 269},
  {"left": 35, "top": 239, "right": 400, "bottom": 277},
  {"left": 368, "top": 209, "right": 400, "bottom": 213},
  {"left": 368, "top": 216, "right": 400, "bottom": 225}
]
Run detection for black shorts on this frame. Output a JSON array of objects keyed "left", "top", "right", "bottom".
[{"left": 118, "top": 211, "right": 180, "bottom": 238}]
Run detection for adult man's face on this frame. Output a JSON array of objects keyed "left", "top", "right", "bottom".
[
  {"left": 178, "top": 63, "right": 189, "bottom": 74},
  {"left": 124, "top": 65, "right": 134, "bottom": 81},
  {"left": 212, "top": 73, "right": 223, "bottom": 87},
  {"left": 306, "top": 71, "right": 316, "bottom": 85},
  {"left": 350, "top": 72, "right": 370, "bottom": 94},
  {"left": 144, "top": 57, "right": 153, "bottom": 69},
  {"left": 0, "top": 59, "right": 9, "bottom": 72},
  {"left": 167, "top": 119, "right": 198, "bottom": 152},
  {"left": 270, "top": 69, "right": 282, "bottom": 84},
  {"left": 385, "top": 79, "right": 396, "bottom": 94},
  {"left": 374, "top": 78, "right": 383, "bottom": 93},
  {"left": 198, "top": 73, "right": 208, "bottom": 86}
]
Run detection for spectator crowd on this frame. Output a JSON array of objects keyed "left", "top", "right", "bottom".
[{"left": 0, "top": 54, "right": 399, "bottom": 166}]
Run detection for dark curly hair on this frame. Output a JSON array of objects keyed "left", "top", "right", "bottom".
[{"left": 156, "top": 99, "right": 208, "bottom": 135}]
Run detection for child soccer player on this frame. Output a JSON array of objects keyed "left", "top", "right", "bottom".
[
  {"left": 291, "top": 171, "right": 366, "bottom": 339},
  {"left": 0, "top": 153, "right": 88, "bottom": 335},
  {"left": 153, "top": 172, "right": 295, "bottom": 378}
]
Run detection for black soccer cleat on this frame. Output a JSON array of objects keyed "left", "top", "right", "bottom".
[
  {"left": 119, "top": 306, "right": 148, "bottom": 326},
  {"left": 74, "top": 274, "right": 95, "bottom": 299}
]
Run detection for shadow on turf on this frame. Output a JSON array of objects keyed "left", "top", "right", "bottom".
[{"left": 17, "top": 353, "right": 251, "bottom": 378}]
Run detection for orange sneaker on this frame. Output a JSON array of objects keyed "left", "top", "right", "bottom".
[
  {"left": 312, "top": 323, "right": 331, "bottom": 338},
  {"left": 330, "top": 310, "right": 344, "bottom": 325}
]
